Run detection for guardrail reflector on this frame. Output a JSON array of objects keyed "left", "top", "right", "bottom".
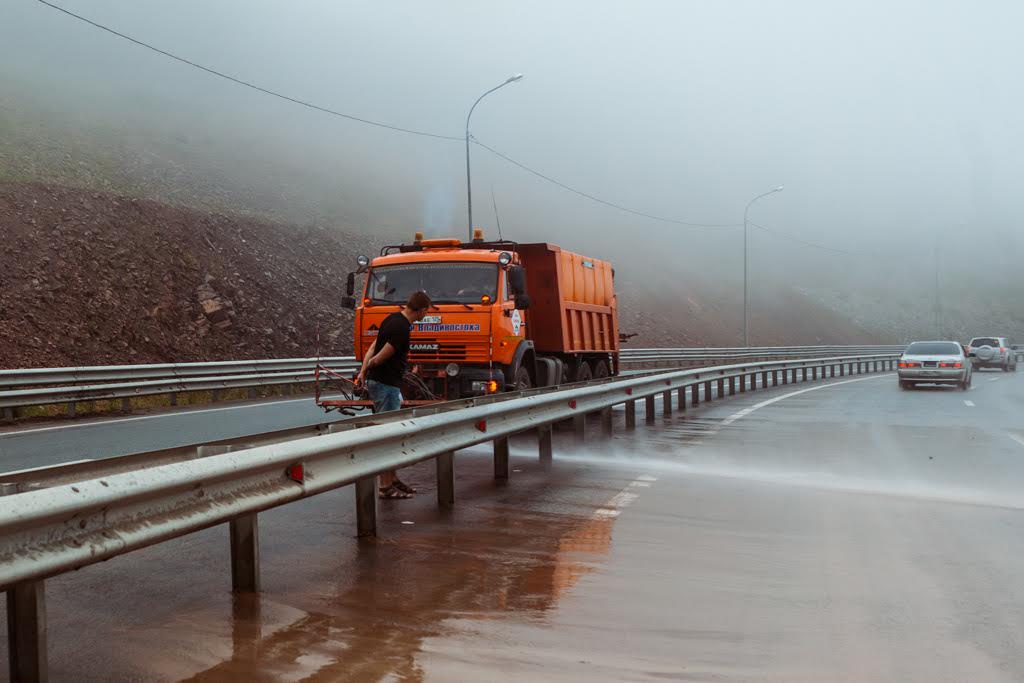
[
  {"left": 286, "top": 463, "right": 305, "bottom": 483},
  {"left": 568, "top": 399, "right": 577, "bottom": 409},
  {"left": 476, "top": 420, "right": 487, "bottom": 432}
]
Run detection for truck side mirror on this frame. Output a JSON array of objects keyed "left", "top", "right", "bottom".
[
  {"left": 508, "top": 266, "right": 527, "bottom": 296},
  {"left": 346, "top": 272, "right": 356, "bottom": 296},
  {"left": 342, "top": 296, "right": 356, "bottom": 310},
  {"left": 514, "top": 294, "right": 532, "bottom": 310}
]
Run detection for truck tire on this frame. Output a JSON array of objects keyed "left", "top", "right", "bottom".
[
  {"left": 592, "top": 359, "right": 610, "bottom": 380},
  {"left": 513, "top": 366, "right": 532, "bottom": 391},
  {"left": 574, "top": 362, "right": 593, "bottom": 383}
]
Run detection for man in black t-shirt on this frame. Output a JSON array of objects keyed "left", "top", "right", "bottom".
[{"left": 357, "top": 290, "right": 432, "bottom": 499}]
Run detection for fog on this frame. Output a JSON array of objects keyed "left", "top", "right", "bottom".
[{"left": 2, "top": 0, "right": 1023, "bottom": 340}]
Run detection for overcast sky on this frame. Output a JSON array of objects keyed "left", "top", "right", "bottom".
[{"left": 3, "top": 0, "right": 1022, "bottom": 296}]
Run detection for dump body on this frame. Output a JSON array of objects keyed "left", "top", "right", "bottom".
[
  {"left": 351, "top": 235, "right": 619, "bottom": 399},
  {"left": 517, "top": 243, "right": 619, "bottom": 356}
]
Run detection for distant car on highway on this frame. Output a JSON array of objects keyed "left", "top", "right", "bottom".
[
  {"left": 897, "top": 341, "right": 972, "bottom": 390},
  {"left": 966, "top": 336, "right": 1017, "bottom": 372}
]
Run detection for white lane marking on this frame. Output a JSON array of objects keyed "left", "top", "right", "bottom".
[
  {"left": 0, "top": 395, "right": 346, "bottom": 437},
  {"left": 1008, "top": 433, "right": 1024, "bottom": 449},
  {"left": 593, "top": 475, "right": 657, "bottom": 518},
  {"left": 989, "top": 377, "right": 1001, "bottom": 382},
  {"left": 718, "top": 374, "right": 890, "bottom": 429},
  {"left": 1, "top": 458, "right": 95, "bottom": 477},
  {"left": 964, "top": 400, "right": 975, "bottom": 407}
]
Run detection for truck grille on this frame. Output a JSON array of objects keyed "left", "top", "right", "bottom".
[{"left": 408, "top": 338, "right": 490, "bottom": 363}]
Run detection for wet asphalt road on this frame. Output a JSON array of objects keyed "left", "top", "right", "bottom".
[{"left": 3, "top": 367, "right": 1024, "bottom": 681}]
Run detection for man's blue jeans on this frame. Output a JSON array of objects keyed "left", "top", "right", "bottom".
[{"left": 366, "top": 380, "right": 402, "bottom": 413}]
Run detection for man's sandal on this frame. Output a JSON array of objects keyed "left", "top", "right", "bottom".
[
  {"left": 393, "top": 479, "right": 417, "bottom": 494},
  {"left": 379, "top": 485, "right": 412, "bottom": 499}
]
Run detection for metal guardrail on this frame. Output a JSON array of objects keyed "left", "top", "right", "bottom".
[
  {"left": 0, "top": 352, "right": 897, "bottom": 680},
  {"left": 0, "top": 346, "right": 899, "bottom": 412}
]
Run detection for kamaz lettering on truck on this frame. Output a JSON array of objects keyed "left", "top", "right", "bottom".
[{"left": 342, "top": 230, "right": 620, "bottom": 399}]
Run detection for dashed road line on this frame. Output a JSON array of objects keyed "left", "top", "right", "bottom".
[
  {"left": 964, "top": 400, "right": 975, "bottom": 407},
  {"left": 1008, "top": 433, "right": 1024, "bottom": 449},
  {"left": 593, "top": 475, "right": 657, "bottom": 518}
]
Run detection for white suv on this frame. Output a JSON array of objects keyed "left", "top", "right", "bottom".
[{"left": 966, "top": 337, "right": 1018, "bottom": 372}]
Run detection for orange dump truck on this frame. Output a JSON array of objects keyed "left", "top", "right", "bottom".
[{"left": 343, "top": 230, "right": 619, "bottom": 399}]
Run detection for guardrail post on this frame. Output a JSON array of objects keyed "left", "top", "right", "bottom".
[
  {"left": 355, "top": 476, "right": 378, "bottom": 537},
  {"left": 602, "top": 407, "right": 614, "bottom": 434},
  {"left": 739, "top": 375, "right": 747, "bottom": 393},
  {"left": 662, "top": 391, "right": 672, "bottom": 416},
  {"left": 840, "top": 364, "right": 846, "bottom": 377},
  {"left": 537, "top": 425, "right": 554, "bottom": 463},
  {"left": 645, "top": 395, "right": 656, "bottom": 424},
  {"left": 494, "top": 437, "right": 511, "bottom": 479},
  {"left": 7, "top": 580, "right": 46, "bottom": 683},
  {"left": 812, "top": 367, "right": 818, "bottom": 381},
  {"left": 229, "top": 513, "right": 260, "bottom": 593},
  {"left": 2, "top": 407, "right": 13, "bottom": 422},
  {"left": 625, "top": 400, "right": 636, "bottom": 429},
  {"left": 761, "top": 371, "right": 769, "bottom": 389},
  {"left": 771, "top": 370, "right": 779, "bottom": 386},
  {"left": 677, "top": 387, "right": 686, "bottom": 412},
  {"left": 725, "top": 377, "right": 733, "bottom": 395},
  {"left": 437, "top": 451, "right": 455, "bottom": 507},
  {"left": 67, "top": 401, "right": 76, "bottom": 417},
  {"left": 801, "top": 368, "right": 807, "bottom": 382},
  {"left": 573, "top": 414, "right": 587, "bottom": 442},
  {"left": 691, "top": 383, "right": 700, "bottom": 406},
  {"left": 212, "top": 389, "right": 221, "bottom": 402},
  {"left": 704, "top": 380, "right": 713, "bottom": 402}
]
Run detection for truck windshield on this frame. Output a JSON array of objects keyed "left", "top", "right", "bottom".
[{"left": 366, "top": 262, "right": 498, "bottom": 305}]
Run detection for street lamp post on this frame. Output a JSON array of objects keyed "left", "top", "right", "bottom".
[
  {"left": 743, "top": 185, "right": 784, "bottom": 346},
  {"left": 465, "top": 74, "right": 523, "bottom": 242}
]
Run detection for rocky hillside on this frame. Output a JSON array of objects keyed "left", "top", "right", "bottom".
[{"left": 0, "top": 181, "right": 375, "bottom": 367}]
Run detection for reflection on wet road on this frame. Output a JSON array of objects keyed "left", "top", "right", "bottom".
[{"left": 5, "top": 370, "right": 1024, "bottom": 681}]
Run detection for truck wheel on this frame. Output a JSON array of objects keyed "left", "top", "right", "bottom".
[
  {"left": 574, "top": 362, "right": 593, "bottom": 383},
  {"left": 592, "top": 360, "right": 610, "bottom": 380},
  {"left": 513, "top": 366, "right": 532, "bottom": 391}
]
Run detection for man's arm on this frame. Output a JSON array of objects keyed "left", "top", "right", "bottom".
[{"left": 357, "top": 342, "right": 396, "bottom": 382}]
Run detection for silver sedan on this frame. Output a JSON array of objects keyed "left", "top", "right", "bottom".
[{"left": 897, "top": 341, "right": 972, "bottom": 391}]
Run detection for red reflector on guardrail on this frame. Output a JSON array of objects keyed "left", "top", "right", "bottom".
[
  {"left": 286, "top": 463, "right": 304, "bottom": 483},
  {"left": 476, "top": 420, "right": 487, "bottom": 432},
  {"left": 625, "top": 388, "right": 633, "bottom": 395},
  {"left": 568, "top": 399, "right": 577, "bottom": 409}
]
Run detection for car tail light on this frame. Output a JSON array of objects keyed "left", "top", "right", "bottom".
[
  {"left": 1000, "top": 347, "right": 1007, "bottom": 355},
  {"left": 898, "top": 361, "right": 920, "bottom": 368},
  {"left": 939, "top": 362, "right": 962, "bottom": 368}
]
